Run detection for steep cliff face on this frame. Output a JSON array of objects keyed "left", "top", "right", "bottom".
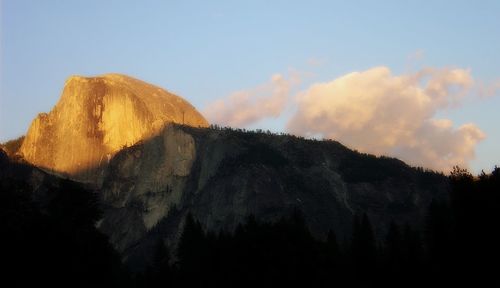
[
  {"left": 97, "top": 125, "right": 448, "bottom": 269},
  {"left": 13, "top": 74, "right": 449, "bottom": 271},
  {"left": 99, "top": 125, "right": 197, "bottom": 252},
  {"left": 19, "top": 74, "right": 208, "bottom": 184}
]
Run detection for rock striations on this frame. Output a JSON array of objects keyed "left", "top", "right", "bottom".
[
  {"left": 10, "top": 74, "right": 449, "bottom": 270},
  {"left": 18, "top": 74, "right": 208, "bottom": 184},
  {"left": 98, "top": 125, "right": 448, "bottom": 269}
]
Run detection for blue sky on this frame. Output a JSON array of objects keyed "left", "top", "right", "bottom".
[{"left": 1, "top": 0, "right": 499, "bottom": 173}]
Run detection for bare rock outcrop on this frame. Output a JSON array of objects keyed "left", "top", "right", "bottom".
[
  {"left": 96, "top": 125, "right": 449, "bottom": 269},
  {"left": 19, "top": 74, "right": 208, "bottom": 184},
  {"left": 11, "top": 74, "right": 449, "bottom": 271},
  {"left": 99, "top": 125, "right": 197, "bottom": 252}
]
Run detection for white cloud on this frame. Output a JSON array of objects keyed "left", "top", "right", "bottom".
[
  {"left": 287, "top": 66, "right": 484, "bottom": 172},
  {"left": 204, "top": 72, "right": 299, "bottom": 127},
  {"left": 202, "top": 65, "right": 486, "bottom": 172}
]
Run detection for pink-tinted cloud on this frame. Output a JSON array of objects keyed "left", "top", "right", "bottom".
[
  {"left": 287, "top": 66, "right": 484, "bottom": 172},
  {"left": 204, "top": 73, "right": 299, "bottom": 127},
  {"left": 477, "top": 78, "right": 500, "bottom": 98}
]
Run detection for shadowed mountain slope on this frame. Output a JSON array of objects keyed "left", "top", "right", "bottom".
[
  {"left": 97, "top": 125, "right": 448, "bottom": 269},
  {"left": 0, "top": 148, "right": 125, "bottom": 286},
  {"left": 6, "top": 74, "right": 449, "bottom": 271}
]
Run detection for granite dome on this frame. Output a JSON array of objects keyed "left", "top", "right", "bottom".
[{"left": 19, "top": 73, "right": 208, "bottom": 183}]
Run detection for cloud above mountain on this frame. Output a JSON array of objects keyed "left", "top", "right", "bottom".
[
  {"left": 204, "top": 73, "right": 300, "bottom": 127},
  {"left": 288, "top": 66, "right": 484, "bottom": 172},
  {"left": 204, "top": 66, "right": 486, "bottom": 172}
]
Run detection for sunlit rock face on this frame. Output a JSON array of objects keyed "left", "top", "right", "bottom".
[{"left": 19, "top": 74, "right": 208, "bottom": 184}]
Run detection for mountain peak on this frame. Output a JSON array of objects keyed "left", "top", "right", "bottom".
[
  {"left": 66, "top": 73, "right": 141, "bottom": 83},
  {"left": 19, "top": 74, "right": 208, "bottom": 183}
]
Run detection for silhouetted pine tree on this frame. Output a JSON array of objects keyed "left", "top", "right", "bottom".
[
  {"left": 385, "top": 221, "right": 403, "bottom": 274},
  {"left": 424, "top": 199, "right": 455, "bottom": 285},
  {"left": 351, "top": 213, "right": 378, "bottom": 286},
  {"left": 177, "top": 212, "right": 207, "bottom": 285},
  {"left": 149, "top": 238, "right": 172, "bottom": 286}
]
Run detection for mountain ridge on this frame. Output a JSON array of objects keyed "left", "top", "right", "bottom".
[
  {"left": 18, "top": 74, "right": 208, "bottom": 184},
  {"left": 2, "top": 122, "right": 449, "bottom": 271},
  {"left": 3, "top": 74, "right": 450, "bottom": 271},
  {"left": 96, "top": 123, "right": 448, "bottom": 269}
]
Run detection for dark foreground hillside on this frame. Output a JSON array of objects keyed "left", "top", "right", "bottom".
[
  {"left": 0, "top": 149, "right": 126, "bottom": 287},
  {"left": 1, "top": 145, "right": 499, "bottom": 287},
  {"left": 158, "top": 166, "right": 499, "bottom": 288}
]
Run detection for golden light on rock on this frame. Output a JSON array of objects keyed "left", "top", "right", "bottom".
[{"left": 19, "top": 73, "right": 208, "bottom": 184}]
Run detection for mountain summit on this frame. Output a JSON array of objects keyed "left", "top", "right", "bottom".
[
  {"left": 10, "top": 74, "right": 449, "bottom": 272},
  {"left": 18, "top": 74, "right": 208, "bottom": 183}
]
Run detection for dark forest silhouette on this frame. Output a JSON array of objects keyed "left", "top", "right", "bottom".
[
  {"left": 139, "top": 166, "right": 499, "bottom": 287},
  {"left": 0, "top": 151, "right": 127, "bottom": 287},
  {"left": 1, "top": 143, "right": 499, "bottom": 287}
]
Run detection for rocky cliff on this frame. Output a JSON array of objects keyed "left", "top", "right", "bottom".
[
  {"left": 97, "top": 125, "right": 448, "bottom": 269},
  {"left": 18, "top": 74, "right": 208, "bottom": 184},
  {"left": 11, "top": 74, "right": 449, "bottom": 271}
]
